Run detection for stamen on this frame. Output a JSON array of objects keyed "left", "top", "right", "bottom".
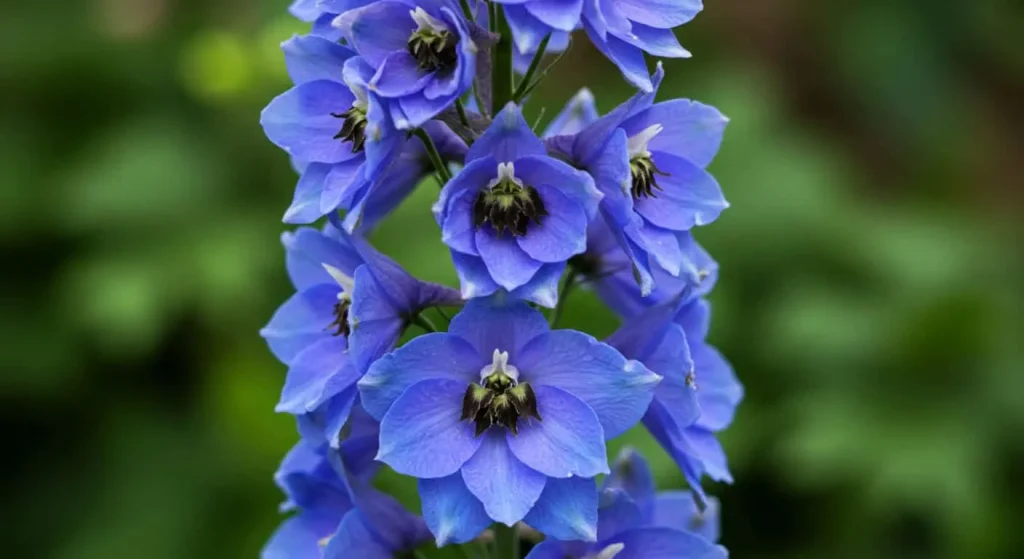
[{"left": 473, "top": 162, "right": 548, "bottom": 237}]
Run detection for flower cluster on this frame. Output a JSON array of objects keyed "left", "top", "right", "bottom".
[{"left": 260, "top": 0, "right": 741, "bottom": 556}]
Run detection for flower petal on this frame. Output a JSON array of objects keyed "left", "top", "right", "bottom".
[
  {"left": 514, "top": 155, "right": 602, "bottom": 220},
  {"left": 261, "top": 284, "right": 338, "bottom": 363},
  {"left": 282, "top": 34, "right": 355, "bottom": 84},
  {"left": 523, "top": 476, "right": 599, "bottom": 541},
  {"left": 370, "top": 51, "right": 432, "bottom": 97},
  {"left": 614, "top": 0, "right": 701, "bottom": 28},
  {"left": 419, "top": 473, "right": 492, "bottom": 546},
  {"left": 584, "top": 25, "right": 652, "bottom": 92},
  {"left": 448, "top": 296, "right": 550, "bottom": 359},
  {"left": 284, "top": 163, "right": 332, "bottom": 224},
  {"left": 651, "top": 492, "right": 720, "bottom": 542},
  {"left": 377, "top": 378, "right": 482, "bottom": 477},
  {"left": 322, "top": 511, "right": 394, "bottom": 559},
  {"left": 516, "top": 185, "right": 589, "bottom": 263},
  {"left": 506, "top": 385, "right": 609, "bottom": 478},
  {"left": 359, "top": 333, "right": 481, "bottom": 420},
  {"left": 522, "top": 540, "right": 566, "bottom": 559},
  {"left": 476, "top": 227, "right": 544, "bottom": 291},
  {"left": 693, "top": 342, "right": 742, "bottom": 431},
  {"left": 450, "top": 250, "right": 501, "bottom": 300},
  {"left": 620, "top": 23, "right": 690, "bottom": 58},
  {"left": 261, "top": 80, "right": 361, "bottom": 164},
  {"left": 461, "top": 431, "right": 547, "bottom": 525},
  {"left": 544, "top": 88, "right": 599, "bottom": 138},
  {"left": 524, "top": 0, "right": 584, "bottom": 32},
  {"left": 608, "top": 527, "right": 726, "bottom": 559},
  {"left": 263, "top": 512, "right": 339, "bottom": 558},
  {"left": 634, "top": 152, "right": 727, "bottom": 230},
  {"left": 283, "top": 225, "right": 366, "bottom": 290},
  {"left": 519, "top": 331, "right": 660, "bottom": 438},
  {"left": 277, "top": 337, "right": 360, "bottom": 414},
  {"left": 340, "top": 2, "right": 416, "bottom": 68},
  {"left": 623, "top": 100, "right": 728, "bottom": 169},
  {"left": 466, "top": 103, "right": 546, "bottom": 163}
]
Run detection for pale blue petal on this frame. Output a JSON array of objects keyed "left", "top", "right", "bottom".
[
  {"left": 544, "top": 88, "right": 598, "bottom": 138},
  {"left": 284, "top": 163, "right": 331, "bottom": 224},
  {"left": 370, "top": 51, "right": 432, "bottom": 97},
  {"left": 524, "top": 0, "right": 583, "bottom": 32},
  {"left": 261, "top": 81, "right": 361, "bottom": 164},
  {"left": 506, "top": 386, "right": 608, "bottom": 478},
  {"left": 377, "top": 378, "right": 482, "bottom": 477},
  {"left": 523, "top": 476, "right": 599, "bottom": 541},
  {"left": 518, "top": 331, "right": 660, "bottom": 438},
  {"left": 623, "top": 100, "right": 727, "bottom": 169},
  {"left": 584, "top": 25, "right": 652, "bottom": 92},
  {"left": 342, "top": 2, "right": 417, "bottom": 68},
  {"left": 461, "top": 431, "right": 547, "bottom": 525},
  {"left": 282, "top": 225, "right": 365, "bottom": 290},
  {"left": 282, "top": 34, "right": 355, "bottom": 84},
  {"left": 466, "top": 103, "right": 546, "bottom": 163},
  {"left": 448, "top": 296, "right": 549, "bottom": 359},
  {"left": 262, "top": 512, "right": 339, "bottom": 559},
  {"left": 614, "top": 0, "right": 701, "bottom": 29},
  {"left": 513, "top": 155, "right": 602, "bottom": 220},
  {"left": 277, "top": 337, "right": 360, "bottom": 414},
  {"left": 475, "top": 228, "right": 544, "bottom": 291},
  {"left": 419, "top": 473, "right": 492, "bottom": 546},
  {"left": 620, "top": 23, "right": 690, "bottom": 58},
  {"left": 359, "top": 333, "right": 480, "bottom": 420}
]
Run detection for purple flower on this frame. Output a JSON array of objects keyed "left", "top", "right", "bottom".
[
  {"left": 581, "top": 0, "right": 701, "bottom": 91},
  {"left": 261, "top": 35, "right": 406, "bottom": 224},
  {"left": 263, "top": 439, "right": 431, "bottom": 558},
  {"left": 547, "top": 67, "right": 728, "bottom": 298},
  {"left": 434, "top": 103, "right": 601, "bottom": 307},
  {"left": 335, "top": 0, "right": 477, "bottom": 129},
  {"left": 357, "top": 296, "right": 661, "bottom": 544},
  {"left": 261, "top": 222, "right": 461, "bottom": 445},
  {"left": 525, "top": 448, "right": 727, "bottom": 559},
  {"left": 607, "top": 297, "right": 743, "bottom": 502}
]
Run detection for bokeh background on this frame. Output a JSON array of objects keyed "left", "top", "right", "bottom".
[{"left": 3, "top": 0, "right": 1022, "bottom": 557}]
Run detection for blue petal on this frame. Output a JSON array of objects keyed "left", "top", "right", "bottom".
[
  {"left": 608, "top": 527, "right": 727, "bottom": 559},
  {"left": 282, "top": 34, "right": 355, "bottom": 84},
  {"left": 544, "top": 88, "right": 599, "bottom": 138},
  {"left": 419, "top": 473, "right": 492, "bottom": 546},
  {"left": 647, "top": 324, "right": 701, "bottom": 431},
  {"left": 476, "top": 227, "right": 544, "bottom": 291},
  {"left": 623, "top": 100, "right": 728, "bottom": 169},
  {"left": 620, "top": 23, "right": 691, "bottom": 58},
  {"left": 321, "top": 159, "right": 368, "bottom": 215},
  {"left": 651, "top": 492, "right": 719, "bottom": 542},
  {"left": 466, "top": 103, "right": 547, "bottom": 163},
  {"left": 503, "top": 5, "right": 554, "bottom": 55},
  {"left": 436, "top": 156, "right": 498, "bottom": 243},
  {"left": 277, "top": 337, "right": 360, "bottom": 414},
  {"left": 283, "top": 225, "right": 365, "bottom": 290},
  {"left": 613, "top": 0, "right": 701, "bottom": 29},
  {"left": 370, "top": 51, "right": 432, "bottom": 97},
  {"left": 518, "top": 331, "right": 660, "bottom": 438},
  {"left": 262, "top": 512, "right": 340, "bottom": 559},
  {"left": 635, "top": 223, "right": 684, "bottom": 276},
  {"left": 450, "top": 250, "right": 501, "bottom": 300},
  {"left": 323, "top": 511, "right": 393, "bottom": 559},
  {"left": 516, "top": 186, "right": 589, "bottom": 263},
  {"left": 506, "top": 385, "right": 609, "bottom": 478},
  {"left": 274, "top": 441, "right": 352, "bottom": 512},
  {"left": 261, "top": 284, "right": 338, "bottom": 364},
  {"left": 312, "top": 12, "right": 345, "bottom": 41},
  {"left": 284, "top": 163, "right": 330, "bottom": 224},
  {"left": 687, "top": 428, "right": 732, "bottom": 483},
  {"left": 513, "top": 155, "right": 602, "bottom": 220},
  {"left": 692, "top": 343, "right": 742, "bottom": 431},
  {"left": 261, "top": 81, "right": 361, "bottom": 164},
  {"left": 634, "top": 153, "right": 727, "bottom": 230},
  {"left": 347, "top": 266, "right": 404, "bottom": 373},
  {"left": 448, "top": 296, "right": 550, "bottom": 360},
  {"left": 296, "top": 387, "right": 358, "bottom": 447},
  {"left": 395, "top": 89, "right": 457, "bottom": 129},
  {"left": 359, "top": 333, "right": 481, "bottom": 420},
  {"left": 340, "top": 2, "right": 416, "bottom": 68},
  {"left": 524, "top": 0, "right": 583, "bottom": 32},
  {"left": 523, "top": 476, "right": 599, "bottom": 541},
  {"left": 512, "top": 262, "right": 564, "bottom": 308},
  {"left": 440, "top": 184, "right": 482, "bottom": 256},
  {"left": 643, "top": 401, "right": 707, "bottom": 502},
  {"left": 346, "top": 483, "right": 432, "bottom": 551},
  {"left": 377, "top": 378, "right": 483, "bottom": 477},
  {"left": 596, "top": 488, "right": 643, "bottom": 542},
  {"left": 289, "top": 0, "right": 322, "bottom": 21},
  {"left": 584, "top": 24, "right": 652, "bottom": 92},
  {"left": 461, "top": 431, "right": 547, "bottom": 525},
  {"left": 604, "top": 447, "right": 656, "bottom": 509}
]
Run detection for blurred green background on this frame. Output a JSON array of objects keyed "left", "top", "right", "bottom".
[{"left": 2, "top": 0, "right": 1022, "bottom": 557}]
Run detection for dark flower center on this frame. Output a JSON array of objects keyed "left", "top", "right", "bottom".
[
  {"left": 408, "top": 28, "right": 459, "bottom": 73},
  {"left": 327, "top": 299, "right": 351, "bottom": 337},
  {"left": 330, "top": 106, "right": 367, "bottom": 153},
  {"left": 629, "top": 155, "right": 668, "bottom": 199},
  {"left": 460, "top": 371, "right": 541, "bottom": 436},
  {"left": 473, "top": 178, "right": 547, "bottom": 237}
]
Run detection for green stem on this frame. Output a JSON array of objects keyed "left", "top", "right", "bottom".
[
  {"left": 549, "top": 270, "right": 578, "bottom": 329},
  {"left": 512, "top": 34, "right": 550, "bottom": 103},
  {"left": 455, "top": 98, "right": 471, "bottom": 128},
  {"left": 410, "top": 313, "right": 439, "bottom": 333},
  {"left": 413, "top": 128, "right": 452, "bottom": 184},
  {"left": 493, "top": 523, "right": 519, "bottom": 559},
  {"left": 491, "top": 5, "right": 514, "bottom": 113},
  {"left": 458, "top": 0, "right": 474, "bottom": 21}
]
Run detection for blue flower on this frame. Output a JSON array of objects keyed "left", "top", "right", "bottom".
[
  {"left": 525, "top": 448, "right": 727, "bottom": 559},
  {"left": 335, "top": 0, "right": 477, "bottom": 129},
  {"left": 576, "top": 212, "right": 718, "bottom": 317},
  {"left": 546, "top": 67, "right": 728, "bottom": 297},
  {"left": 261, "top": 34, "right": 406, "bottom": 224},
  {"left": 434, "top": 103, "right": 601, "bottom": 307},
  {"left": 607, "top": 297, "right": 743, "bottom": 502},
  {"left": 263, "top": 439, "right": 431, "bottom": 558},
  {"left": 287, "top": 0, "right": 345, "bottom": 40},
  {"left": 581, "top": 0, "right": 701, "bottom": 91},
  {"left": 261, "top": 222, "right": 461, "bottom": 445},
  {"left": 357, "top": 296, "right": 661, "bottom": 544}
]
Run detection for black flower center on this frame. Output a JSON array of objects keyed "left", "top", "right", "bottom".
[
  {"left": 408, "top": 28, "right": 459, "bottom": 73},
  {"left": 460, "top": 371, "right": 541, "bottom": 436},
  {"left": 629, "top": 155, "right": 668, "bottom": 199},
  {"left": 473, "top": 178, "right": 547, "bottom": 237},
  {"left": 327, "top": 299, "right": 351, "bottom": 337},
  {"left": 330, "top": 106, "right": 367, "bottom": 153}
]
